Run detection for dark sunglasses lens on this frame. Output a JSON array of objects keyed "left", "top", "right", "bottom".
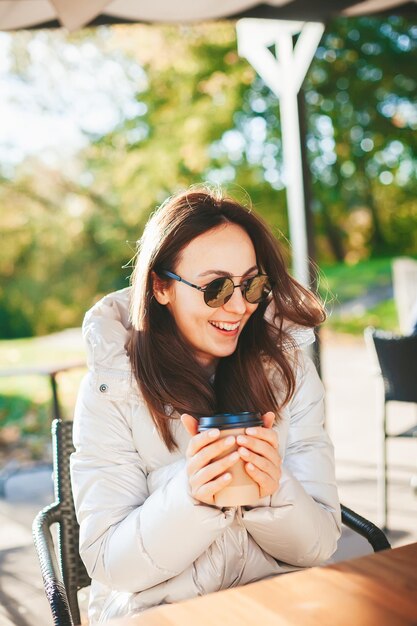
[
  {"left": 204, "top": 278, "right": 234, "bottom": 308},
  {"left": 245, "top": 275, "right": 272, "bottom": 303}
]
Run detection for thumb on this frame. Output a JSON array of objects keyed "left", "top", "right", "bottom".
[
  {"left": 181, "top": 413, "right": 199, "bottom": 436},
  {"left": 262, "top": 411, "right": 275, "bottom": 429}
]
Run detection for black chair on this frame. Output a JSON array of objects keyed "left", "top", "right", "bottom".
[
  {"left": 33, "top": 419, "right": 391, "bottom": 626},
  {"left": 365, "top": 327, "right": 417, "bottom": 529}
]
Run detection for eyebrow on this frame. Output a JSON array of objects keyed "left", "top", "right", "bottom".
[{"left": 198, "top": 265, "right": 258, "bottom": 278}]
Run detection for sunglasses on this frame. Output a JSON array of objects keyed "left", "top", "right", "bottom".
[{"left": 160, "top": 270, "right": 272, "bottom": 308}]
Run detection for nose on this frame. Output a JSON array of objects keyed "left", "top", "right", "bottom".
[{"left": 223, "top": 285, "right": 247, "bottom": 315}]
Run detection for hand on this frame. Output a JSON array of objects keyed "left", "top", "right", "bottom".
[
  {"left": 181, "top": 413, "right": 240, "bottom": 506},
  {"left": 236, "top": 412, "right": 281, "bottom": 498}
]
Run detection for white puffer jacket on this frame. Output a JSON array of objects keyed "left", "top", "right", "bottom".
[{"left": 70, "top": 288, "right": 341, "bottom": 624}]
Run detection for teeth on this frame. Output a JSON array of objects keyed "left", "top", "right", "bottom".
[{"left": 210, "top": 321, "right": 240, "bottom": 331}]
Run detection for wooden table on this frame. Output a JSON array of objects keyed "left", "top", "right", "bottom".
[{"left": 109, "top": 543, "right": 417, "bottom": 626}]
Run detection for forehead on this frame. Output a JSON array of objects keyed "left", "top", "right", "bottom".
[{"left": 176, "top": 223, "right": 256, "bottom": 276}]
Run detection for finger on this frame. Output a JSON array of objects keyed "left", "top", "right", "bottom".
[
  {"left": 190, "top": 451, "right": 240, "bottom": 491},
  {"left": 185, "top": 427, "right": 222, "bottom": 457},
  {"left": 243, "top": 426, "right": 278, "bottom": 449},
  {"left": 187, "top": 435, "right": 236, "bottom": 475},
  {"left": 180, "top": 413, "right": 199, "bottom": 437},
  {"left": 238, "top": 447, "right": 280, "bottom": 480},
  {"left": 237, "top": 435, "right": 279, "bottom": 462},
  {"left": 194, "top": 472, "right": 233, "bottom": 503},
  {"left": 245, "top": 462, "right": 277, "bottom": 496},
  {"left": 261, "top": 412, "right": 275, "bottom": 429}
]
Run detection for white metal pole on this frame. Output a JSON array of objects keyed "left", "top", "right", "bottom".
[
  {"left": 236, "top": 19, "right": 324, "bottom": 288},
  {"left": 278, "top": 32, "right": 310, "bottom": 287}
]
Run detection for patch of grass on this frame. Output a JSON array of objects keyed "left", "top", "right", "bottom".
[
  {"left": 316, "top": 256, "right": 410, "bottom": 335},
  {"left": 325, "top": 298, "right": 399, "bottom": 335},
  {"left": 317, "top": 257, "right": 394, "bottom": 306}
]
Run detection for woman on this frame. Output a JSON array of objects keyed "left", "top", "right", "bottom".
[{"left": 70, "top": 187, "right": 341, "bottom": 624}]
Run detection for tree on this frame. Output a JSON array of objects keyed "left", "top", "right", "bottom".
[{"left": 305, "top": 16, "right": 417, "bottom": 260}]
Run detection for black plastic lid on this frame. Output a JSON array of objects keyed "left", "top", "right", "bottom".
[{"left": 198, "top": 411, "right": 262, "bottom": 431}]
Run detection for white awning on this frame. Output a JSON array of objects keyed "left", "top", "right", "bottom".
[{"left": 0, "top": 0, "right": 415, "bottom": 31}]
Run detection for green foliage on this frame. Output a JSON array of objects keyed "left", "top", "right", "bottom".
[
  {"left": 0, "top": 393, "right": 51, "bottom": 460},
  {"left": 0, "top": 393, "right": 32, "bottom": 424},
  {"left": 0, "top": 393, "right": 49, "bottom": 433},
  {"left": 306, "top": 17, "right": 417, "bottom": 261}
]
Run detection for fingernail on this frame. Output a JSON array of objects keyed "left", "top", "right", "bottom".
[
  {"left": 208, "top": 429, "right": 220, "bottom": 438},
  {"left": 247, "top": 463, "right": 255, "bottom": 470},
  {"left": 246, "top": 428, "right": 257, "bottom": 435},
  {"left": 223, "top": 473, "right": 231, "bottom": 481},
  {"left": 224, "top": 436, "right": 235, "bottom": 446},
  {"left": 230, "top": 452, "right": 239, "bottom": 461},
  {"left": 237, "top": 435, "right": 247, "bottom": 444},
  {"left": 239, "top": 447, "right": 249, "bottom": 457}
]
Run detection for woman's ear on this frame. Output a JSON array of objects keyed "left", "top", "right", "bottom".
[{"left": 151, "top": 271, "right": 170, "bottom": 305}]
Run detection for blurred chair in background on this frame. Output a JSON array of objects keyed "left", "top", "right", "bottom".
[{"left": 365, "top": 327, "right": 417, "bottom": 529}]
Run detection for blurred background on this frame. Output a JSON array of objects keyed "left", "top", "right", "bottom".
[{"left": 0, "top": 14, "right": 416, "bottom": 626}]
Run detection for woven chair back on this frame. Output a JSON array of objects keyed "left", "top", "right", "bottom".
[{"left": 52, "top": 420, "right": 91, "bottom": 615}]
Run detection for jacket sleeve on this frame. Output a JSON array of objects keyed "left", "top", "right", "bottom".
[
  {"left": 70, "top": 373, "right": 235, "bottom": 593},
  {"left": 241, "top": 352, "right": 341, "bottom": 567}
]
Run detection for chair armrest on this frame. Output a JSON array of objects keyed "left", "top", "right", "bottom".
[
  {"left": 32, "top": 503, "right": 75, "bottom": 626},
  {"left": 341, "top": 504, "right": 391, "bottom": 552}
]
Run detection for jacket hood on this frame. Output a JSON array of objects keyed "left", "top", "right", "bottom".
[
  {"left": 82, "top": 287, "right": 316, "bottom": 372},
  {"left": 82, "top": 287, "right": 132, "bottom": 372}
]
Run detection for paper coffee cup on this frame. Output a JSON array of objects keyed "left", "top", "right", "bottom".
[{"left": 198, "top": 412, "right": 263, "bottom": 507}]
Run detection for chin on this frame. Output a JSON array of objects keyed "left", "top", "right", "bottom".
[{"left": 213, "top": 347, "right": 237, "bottom": 359}]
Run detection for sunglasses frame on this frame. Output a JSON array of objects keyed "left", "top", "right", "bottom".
[{"left": 159, "top": 270, "right": 272, "bottom": 308}]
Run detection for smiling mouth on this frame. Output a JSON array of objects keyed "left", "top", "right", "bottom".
[{"left": 209, "top": 321, "right": 240, "bottom": 333}]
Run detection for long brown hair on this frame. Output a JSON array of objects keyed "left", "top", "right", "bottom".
[{"left": 129, "top": 187, "right": 325, "bottom": 450}]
